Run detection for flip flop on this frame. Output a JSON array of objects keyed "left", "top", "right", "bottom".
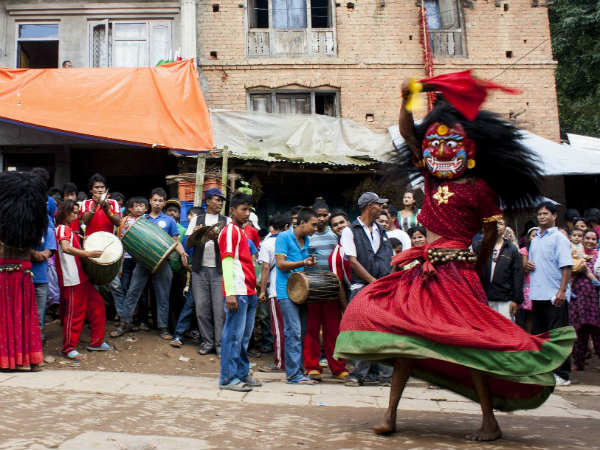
[
  {"left": 219, "top": 380, "right": 252, "bottom": 392},
  {"left": 287, "top": 376, "right": 318, "bottom": 385}
]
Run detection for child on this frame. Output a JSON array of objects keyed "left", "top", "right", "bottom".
[
  {"left": 115, "top": 197, "right": 148, "bottom": 330},
  {"left": 218, "top": 193, "right": 261, "bottom": 391},
  {"left": 55, "top": 200, "right": 111, "bottom": 359},
  {"left": 389, "top": 238, "right": 403, "bottom": 255}
]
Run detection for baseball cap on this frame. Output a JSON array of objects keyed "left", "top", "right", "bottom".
[
  {"left": 357, "top": 192, "right": 388, "bottom": 209},
  {"left": 204, "top": 187, "right": 226, "bottom": 200}
]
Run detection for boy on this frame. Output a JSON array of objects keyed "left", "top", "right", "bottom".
[
  {"left": 305, "top": 201, "right": 348, "bottom": 381},
  {"left": 275, "top": 208, "right": 319, "bottom": 384},
  {"left": 258, "top": 213, "right": 290, "bottom": 372},
  {"left": 55, "top": 200, "right": 110, "bottom": 359},
  {"left": 113, "top": 188, "right": 189, "bottom": 339},
  {"left": 218, "top": 193, "right": 261, "bottom": 391}
]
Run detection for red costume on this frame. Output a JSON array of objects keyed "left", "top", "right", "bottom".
[
  {"left": 55, "top": 225, "right": 106, "bottom": 354},
  {"left": 335, "top": 104, "right": 574, "bottom": 411}
]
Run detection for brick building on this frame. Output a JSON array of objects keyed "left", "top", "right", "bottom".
[{"left": 197, "top": 0, "right": 560, "bottom": 141}]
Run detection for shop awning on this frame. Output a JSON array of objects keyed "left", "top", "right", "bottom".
[
  {"left": 209, "top": 110, "right": 392, "bottom": 165},
  {"left": 0, "top": 60, "right": 213, "bottom": 152}
]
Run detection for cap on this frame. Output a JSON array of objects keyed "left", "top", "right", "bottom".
[
  {"left": 357, "top": 192, "right": 388, "bottom": 209},
  {"left": 165, "top": 198, "right": 181, "bottom": 210},
  {"left": 204, "top": 187, "right": 226, "bottom": 200}
]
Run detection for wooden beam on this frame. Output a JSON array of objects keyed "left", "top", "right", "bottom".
[
  {"left": 194, "top": 154, "right": 206, "bottom": 206},
  {"left": 220, "top": 146, "right": 229, "bottom": 214}
]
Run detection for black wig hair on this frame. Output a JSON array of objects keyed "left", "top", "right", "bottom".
[
  {"left": 391, "top": 100, "right": 543, "bottom": 211},
  {"left": 0, "top": 171, "right": 48, "bottom": 249}
]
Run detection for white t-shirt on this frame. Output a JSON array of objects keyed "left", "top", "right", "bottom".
[
  {"left": 258, "top": 234, "right": 277, "bottom": 298},
  {"left": 186, "top": 213, "right": 230, "bottom": 267},
  {"left": 386, "top": 229, "right": 411, "bottom": 252}
]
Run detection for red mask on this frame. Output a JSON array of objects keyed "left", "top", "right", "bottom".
[{"left": 422, "top": 122, "right": 476, "bottom": 179}]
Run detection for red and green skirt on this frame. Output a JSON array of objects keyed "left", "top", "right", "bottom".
[{"left": 334, "top": 240, "right": 575, "bottom": 412}]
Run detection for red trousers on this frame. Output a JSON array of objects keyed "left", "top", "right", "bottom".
[
  {"left": 61, "top": 281, "right": 106, "bottom": 354},
  {"left": 269, "top": 297, "right": 285, "bottom": 369},
  {"left": 304, "top": 300, "right": 346, "bottom": 375}
]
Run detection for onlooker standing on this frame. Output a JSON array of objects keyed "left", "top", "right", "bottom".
[
  {"left": 527, "top": 201, "right": 573, "bottom": 385},
  {"left": 30, "top": 220, "right": 57, "bottom": 340},
  {"left": 380, "top": 210, "right": 411, "bottom": 252},
  {"left": 341, "top": 192, "right": 393, "bottom": 386},
  {"left": 304, "top": 200, "right": 347, "bottom": 381},
  {"left": 258, "top": 213, "right": 290, "bottom": 372},
  {"left": 62, "top": 182, "right": 81, "bottom": 234},
  {"left": 480, "top": 219, "right": 523, "bottom": 320},
  {"left": 115, "top": 188, "right": 188, "bottom": 339},
  {"left": 186, "top": 188, "right": 229, "bottom": 355},
  {"left": 396, "top": 190, "right": 420, "bottom": 232},
  {"left": 218, "top": 193, "right": 261, "bottom": 391},
  {"left": 564, "top": 209, "right": 581, "bottom": 234},
  {"left": 571, "top": 230, "right": 600, "bottom": 370},
  {"left": 517, "top": 227, "right": 539, "bottom": 333},
  {"left": 275, "top": 208, "right": 319, "bottom": 384}
]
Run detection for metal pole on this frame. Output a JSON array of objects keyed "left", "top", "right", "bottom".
[
  {"left": 194, "top": 153, "right": 206, "bottom": 207},
  {"left": 220, "top": 146, "right": 229, "bottom": 215}
]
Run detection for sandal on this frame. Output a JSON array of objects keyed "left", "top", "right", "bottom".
[
  {"left": 197, "top": 343, "right": 214, "bottom": 355},
  {"left": 219, "top": 379, "right": 252, "bottom": 392},
  {"left": 287, "top": 376, "right": 318, "bottom": 385},
  {"left": 244, "top": 376, "right": 263, "bottom": 387},
  {"left": 64, "top": 350, "right": 85, "bottom": 360},
  {"left": 307, "top": 370, "right": 322, "bottom": 381},
  {"left": 110, "top": 324, "right": 132, "bottom": 338}
]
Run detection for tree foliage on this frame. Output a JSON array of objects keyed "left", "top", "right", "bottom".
[{"left": 548, "top": 0, "right": 600, "bottom": 138}]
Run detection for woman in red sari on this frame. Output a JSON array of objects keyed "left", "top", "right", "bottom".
[
  {"left": 335, "top": 82, "right": 575, "bottom": 441},
  {"left": 0, "top": 171, "right": 47, "bottom": 370}
]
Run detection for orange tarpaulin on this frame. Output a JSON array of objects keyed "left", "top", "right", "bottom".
[{"left": 0, "top": 59, "right": 213, "bottom": 152}]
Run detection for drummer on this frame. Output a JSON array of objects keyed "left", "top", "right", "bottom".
[
  {"left": 79, "top": 173, "right": 125, "bottom": 323},
  {"left": 275, "top": 207, "right": 319, "bottom": 384},
  {"left": 304, "top": 199, "right": 348, "bottom": 381},
  {"left": 55, "top": 200, "right": 111, "bottom": 359},
  {"left": 114, "top": 188, "right": 189, "bottom": 340}
]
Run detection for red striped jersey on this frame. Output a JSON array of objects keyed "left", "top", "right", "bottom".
[
  {"left": 329, "top": 243, "right": 352, "bottom": 287},
  {"left": 218, "top": 223, "right": 257, "bottom": 296},
  {"left": 80, "top": 199, "right": 119, "bottom": 236},
  {"left": 55, "top": 224, "right": 88, "bottom": 287}
]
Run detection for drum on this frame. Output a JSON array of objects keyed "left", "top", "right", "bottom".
[
  {"left": 122, "top": 217, "right": 178, "bottom": 273},
  {"left": 287, "top": 270, "right": 340, "bottom": 305},
  {"left": 82, "top": 231, "right": 124, "bottom": 285},
  {"left": 168, "top": 250, "right": 183, "bottom": 273}
]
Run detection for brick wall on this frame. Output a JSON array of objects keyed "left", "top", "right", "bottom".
[{"left": 197, "top": 0, "right": 560, "bottom": 141}]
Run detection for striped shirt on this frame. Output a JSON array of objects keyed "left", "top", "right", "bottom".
[
  {"left": 218, "top": 223, "right": 257, "bottom": 296},
  {"left": 329, "top": 243, "right": 352, "bottom": 287},
  {"left": 308, "top": 228, "right": 337, "bottom": 270}
]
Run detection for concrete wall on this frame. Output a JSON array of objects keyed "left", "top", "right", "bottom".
[
  {"left": 0, "top": 0, "right": 182, "bottom": 68},
  {"left": 197, "top": 0, "right": 560, "bottom": 141}
]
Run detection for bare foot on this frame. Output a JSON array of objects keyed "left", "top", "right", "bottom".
[
  {"left": 465, "top": 424, "right": 502, "bottom": 441},
  {"left": 372, "top": 415, "right": 396, "bottom": 435}
]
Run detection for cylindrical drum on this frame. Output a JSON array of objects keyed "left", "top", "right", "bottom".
[
  {"left": 287, "top": 270, "right": 340, "bottom": 305},
  {"left": 122, "top": 217, "right": 178, "bottom": 273},
  {"left": 82, "top": 231, "right": 124, "bottom": 285}
]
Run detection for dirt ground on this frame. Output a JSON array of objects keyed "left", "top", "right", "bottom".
[
  {"left": 41, "top": 318, "right": 600, "bottom": 387},
  {"left": 42, "top": 318, "right": 280, "bottom": 378}
]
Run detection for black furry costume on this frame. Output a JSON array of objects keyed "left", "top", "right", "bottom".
[
  {"left": 0, "top": 171, "right": 48, "bottom": 250},
  {"left": 390, "top": 100, "right": 543, "bottom": 211}
]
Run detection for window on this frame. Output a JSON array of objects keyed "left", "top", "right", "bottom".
[
  {"left": 247, "top": 0, "right": 336, "bottom": 56},
  {"left": 89, "top": 20, "right": 171, "bottom": 67},
  {"left": 16, "top": 23, "right": 59, "bottom": 68},
  {"left": 248, "top": 90, "right": 339, "bottom": 116},
  {"left": 425, "top": 0, "right": 466, "bottom": 57}
]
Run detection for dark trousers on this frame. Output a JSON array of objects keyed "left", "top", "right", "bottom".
[{"left": 532, "top": 300, "right": 571, "bottom": 380}]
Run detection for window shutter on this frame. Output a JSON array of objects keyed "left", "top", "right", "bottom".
[
  {"left": 150, "top": 21, "right": 172, "bottom": 65},
  {"left": 438, "top": 0, "right": 459, "bottom": 29}
]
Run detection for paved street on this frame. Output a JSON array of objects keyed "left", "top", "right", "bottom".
[{"left": 1, "top": 370, "right": 599, "bottom": 450}]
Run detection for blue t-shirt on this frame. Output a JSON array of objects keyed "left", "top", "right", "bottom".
[
  {"left": 275, "top": 228, "right": 310, "bottom": 299},
  {"left": 47, "top": 196, "right": 57, "bottom": 227},
  {"left": 249, "top": 239, "right": 258, "bottom": 255},
  {"left": 32, "top": 225, "right": 57, "bottom": 284},
  {"left": 308, "top": 227, "right": 337, "bottom": 270},
  {"left": 146, "top": 212, "right": 179, "bottom": 237},
  {"left": 529, "top": 227, "right": 573, "bottom": 301}
]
